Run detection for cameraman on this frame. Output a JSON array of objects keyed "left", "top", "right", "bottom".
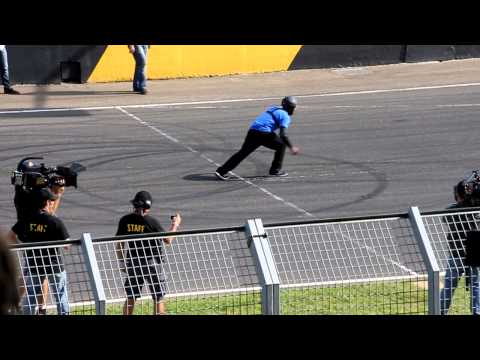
[
  {"left": 440, "top": 180, "right": 480, "bottom": 315},
  {"left": 14, "top": 179, "right": 66, "bottom": 314},
  {"left": 13, "top": 161, "right": 68, "bottom": 314},
  {"left": 7, "top": 188, "right": 70, "bottom": 315}
]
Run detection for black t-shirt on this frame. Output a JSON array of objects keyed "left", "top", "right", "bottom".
[
  {"left": 14, "top": 187, "right": 37, "bottom": 222},
  {"left": 116, "top": 213, "right": 166, "bottom": 262},
  {"left": 12, "top": 211, "right": 70, "bottom": 274}
]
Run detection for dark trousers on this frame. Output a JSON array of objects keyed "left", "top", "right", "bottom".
[
  {"left": 0, "top": 47, "right": 11, "bottom": 89},
  {"left": 132, "top": 45, "right": 148, "bottom": 91},
  {"left": 217, "top": 129, "right": 286, "bottom": 175}
]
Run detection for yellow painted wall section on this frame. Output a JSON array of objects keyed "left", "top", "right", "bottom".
[{"left": 88, "top": 45, "right": 302, "bottom": 83}]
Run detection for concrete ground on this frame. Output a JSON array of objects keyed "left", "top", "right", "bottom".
[{"left": 2, "top": 58, "right": 480, "bottom": 111}]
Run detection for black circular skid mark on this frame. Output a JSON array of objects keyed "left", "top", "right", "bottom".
[
  {"left": 183, "top": 174, "right": 221, "bottom": 182},
  {"left": 298, "top": 153, "right": 389, "bottom": 214},
  {"left": 183, "top": 173, "right": 282, "bottom": 182},
  {"left": 0, "top": 142, "right": 171, "bottom": 163}
]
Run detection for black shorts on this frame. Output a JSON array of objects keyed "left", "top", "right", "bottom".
[{"left": 124, "top": 258, "right": 167, "bottom": 301}]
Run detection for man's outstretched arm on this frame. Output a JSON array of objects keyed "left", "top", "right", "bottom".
[{"left": 279, "top": 128, "right": 299, "bottom": 155}]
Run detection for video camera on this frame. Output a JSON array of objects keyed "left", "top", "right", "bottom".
[
  {"left": 11, "top": 157, "right": 86, "bottom": 190},
  {"left": 459, "top": 170, "right": 480, "bottom": 206}
]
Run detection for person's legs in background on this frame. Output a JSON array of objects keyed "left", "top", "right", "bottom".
[
  {"left": 133, "top": 45, "right": 148, "bottom": 94},
  {"left": 469, "top": 266, "right": 480, "bottom": 315},
  {"left": 0, "top": 47, "right": 19, "bottom": 95},
  {"left": 48, "top": 271, "right": 70, "bottom": 315},
  {"left": 440, "top": 256, "right": 463, "bottom": 315},
  {"left": 21, "top": 269, "right": 43, "bottom": 315}
]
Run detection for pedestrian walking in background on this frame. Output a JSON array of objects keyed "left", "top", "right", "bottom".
[
  {"left": 128, "top": 45, "right": 149, "bottom": 95},
  {"left": 0, "top": 45, "right": 20, "bottom": 95}
]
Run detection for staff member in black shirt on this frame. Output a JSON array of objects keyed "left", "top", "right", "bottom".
[
  {"left": 7, "top": 188, "right": 70, "bottom": 315},
  {"left": 116, "top": 191, "right": 181, "bottom": 315}
]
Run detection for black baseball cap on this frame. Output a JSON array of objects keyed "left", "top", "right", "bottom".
[
  {"left": 130, "top": 191, "right": 152, "bottom": 209},
  {"left": 32, "top": 188, "right": 58, "bottom": 204}
]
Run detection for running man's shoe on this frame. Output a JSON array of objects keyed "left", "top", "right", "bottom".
[
  {"left": 215, "top": 171, "right": 231, "bottom": 181},
  {"left": 269, "top": 170, "right": 288, "bottom": 177}
]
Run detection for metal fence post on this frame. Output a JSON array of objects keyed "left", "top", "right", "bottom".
[
  {"left": 246, "top": 218, "right": 280, "bottom": 315},
  {"left": 408, "top": 207, "right": 441, "bottom": 315},
  {"left": 80, "top": 233, "right": 106, "bottom": 315}
]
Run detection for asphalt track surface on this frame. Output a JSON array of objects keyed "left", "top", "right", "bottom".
[
  {"left": 1, "top": 77, "right": 480, "bottom": 239},
  {"left": 3, "top": 61, "right": 480, "bottom": 308}
]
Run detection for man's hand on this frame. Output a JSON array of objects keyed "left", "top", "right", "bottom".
[
  {"left": 171, "top": 213, "right": 182, "bottom": 229},
  {"left": 290, "top": 146, "right": 300, "bottom": 155},
  {"left": 48, "top": 185, "right": 65, "bottom": 215},
  {"left": 128, "top": 45, "right": 135, "bottom": 54},
  {"left": 50, "top": 184, "right": 65, "bottom": 197}
]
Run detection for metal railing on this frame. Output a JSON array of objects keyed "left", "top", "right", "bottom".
[
  {"left": 265, "top": 211, "right": 428, "bottom": 314},
  {"left": 8, "top": 206, "right": 480, "bottom": 315},
  {"left": 421, "top": 208, "right": 480, "bottom": 315}
]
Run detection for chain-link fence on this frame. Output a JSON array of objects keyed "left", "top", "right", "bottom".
[
  {"left": 11, "top": 240, "right": 96, "bottom": 315},
  {"left": 265, "top": 215, "right": 429, "bottom": 315},
  {"left": 421, "top": 209, "right": 480, "bottom": 315},
  {"left": 9, "top": 207, "right": 480, "bottom": 315},
  {"left": 92, "top": 228, "right": 262, "bottom": 315}
]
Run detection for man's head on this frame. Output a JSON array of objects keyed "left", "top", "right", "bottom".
[
  {"left": 32, "top": 188, "right": 58, "bottom": 212},
  {"left": 131, "top": 191, "right": 153, "bottom": 212},
  {"left": 281, "top": 96, "right": 297, "bottom": 115}
]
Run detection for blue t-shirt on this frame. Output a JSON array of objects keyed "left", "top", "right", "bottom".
[{"left": 250, "top": 106, "right": 291, "bottom": 133}]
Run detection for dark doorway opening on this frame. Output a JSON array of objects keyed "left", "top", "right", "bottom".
[{"left": 61, "top": 61, "right": 81, "bottom": 83}]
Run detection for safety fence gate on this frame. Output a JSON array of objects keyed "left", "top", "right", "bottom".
[{"left": 9, "top": 206, "right": 480, "bottom": 315}]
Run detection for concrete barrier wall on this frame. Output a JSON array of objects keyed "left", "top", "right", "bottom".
[
  {"left": 288, "top": 45, "right": 406, "bottom": 69},
  {"left": 6, "top": 45, "right": 480, "bottom": 85},
  {"left": 7, "top": 46, "right": 106, "bottom": 84},
  {"left": 404, "top": 45, "right": 456, "bottom": 62},
  {"left": 88, "top": 45, "right": 302, "bottom": 82}
]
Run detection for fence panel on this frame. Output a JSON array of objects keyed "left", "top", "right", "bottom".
[
  {"left": 92, "top": 229, "right": 262, "bottom": 315},
  {"left": 12, "top": 240, "right": 97, "bottom": 315},
  {"left": 265, "top": 216, "right": 429, "bottom": 315},
  {"left": 421, "top": 209, "right": 480, "bottom": 315}
]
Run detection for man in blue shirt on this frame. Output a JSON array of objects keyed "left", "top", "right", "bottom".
[{"left": 215, "top": 96, "right": 300, "bottom": 180}]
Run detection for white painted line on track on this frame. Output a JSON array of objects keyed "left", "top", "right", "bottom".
[
  {"left": 435, "top": 103, "right": 480, "bottom": 108},
  {"left": 2, "top": 82, "right": 480, "bottom": 114},
  {"left": 116, "top": 106, "right": 315, "bottom": 218}
]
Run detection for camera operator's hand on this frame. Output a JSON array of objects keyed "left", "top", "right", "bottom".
[
  {"left": 49, "top": 184, "right": 65, "bottom": 215},
  {"left": 50, "top": 184, "right": 65, "bottom": 197}
]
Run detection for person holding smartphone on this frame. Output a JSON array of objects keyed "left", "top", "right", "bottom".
[{"left": 115, "top": 191, "right": 181, "bottom": 315}]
